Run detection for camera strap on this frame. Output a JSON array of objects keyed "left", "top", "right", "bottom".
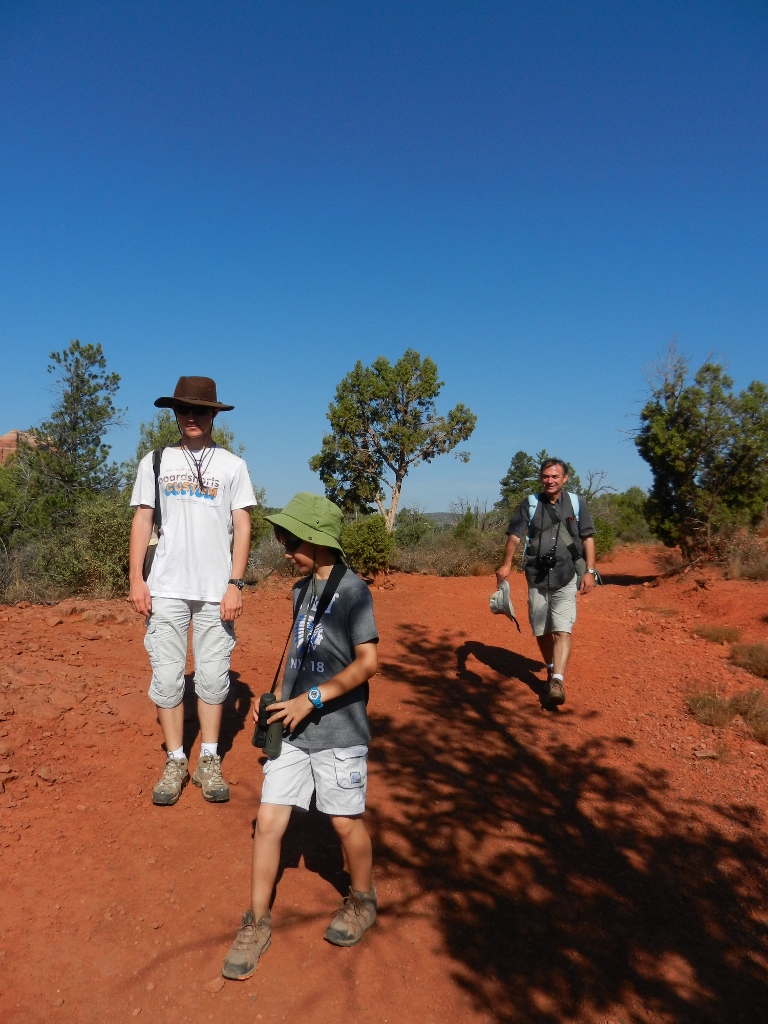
[
  {"left": 542, "top": 498, "right": 582, "bottom": 566},
  {"left": 268, "top": 561, "right": 347, "bottom": 695}
]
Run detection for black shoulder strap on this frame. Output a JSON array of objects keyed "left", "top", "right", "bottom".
[
  {"left": 268, "top": 562, "right": 347, "bottom": 694},
  {"left": 152, "top": 448, "right": 164, "bottom": 529}
]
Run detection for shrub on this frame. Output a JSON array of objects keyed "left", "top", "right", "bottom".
[
  {"left": 730, "top": 644, "right": 768, "bottom": 680},
  {"left": 722, "top": 533, "right": 768, "bottom": 581},
  {"left": 394, "top": 507, "right": 431, "bottom": 547},
  {"left": 247, "top": 534, "right": 296, "bottom": 582},
  {"left": 392, "top": 528, "right": 504, "bottom": 577},
  {"left": 341, "top": 515, "right": 394, "bottom": 577},
  {"left": 686, "top": 691, "right": 735, "bottom": 728},
  {"left": 593, "top": 516, "right": 616, "bottom": 558},
  {"left": 692, "top": 624, "right": 741, "bottom": 645}
]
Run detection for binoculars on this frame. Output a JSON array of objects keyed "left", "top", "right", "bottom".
[{"left": 252, "top": 692, "right": 283, "bottom": 760}]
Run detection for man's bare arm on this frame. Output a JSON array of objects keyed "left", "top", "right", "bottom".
[
  {"left": 221, "top": 507, "right": 252, "bottom": 621},
  {"left": 579, "top": 536, "right": 596, "bottom": 594},
  {"left": 129, "top": 506, "right": 154, "bottom": 616},
  {"left": 496, "top": 533, "right": 521, "bottom": 588}
]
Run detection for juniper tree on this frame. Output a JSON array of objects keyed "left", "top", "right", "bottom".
[{"left": 310, "top": 349, "right": 476, "bottom": 531}]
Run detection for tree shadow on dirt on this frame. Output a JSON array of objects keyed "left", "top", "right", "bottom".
[
  {"left": 181, "top": 670, "right": 253, "bottom": 757},
  {"left": 369, "top": 623, "right": 768, "bottom": 1024},
  {"left": 271, "top": 796, "right": 351, "bottom": 901}
]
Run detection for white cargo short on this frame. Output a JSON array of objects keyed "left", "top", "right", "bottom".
[
  {"left": 528, "top": 577, "right": 578, "bottom": 637},
  {"left": 144, "top": 597, "right": 236, "bottom": 708},
  {"left": 261, "top": 740, "right": 368, "bottom": 816}
]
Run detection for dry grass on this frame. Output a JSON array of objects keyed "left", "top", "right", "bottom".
[
  {"left": 687, "top": 691, "right": 735, "bottom": 729},
  {"left": 730, "top": 643, "right": 768, "bottom": 680},
  {"left": 687, "top": 686, "right": 768, "bottom": 745},
  {"left": 635, "top": 624, "right": 653, "bottom": 635},
  {"left": 723, "top": 534, "right": 768, "bottom": 581},
  {"left": 692, "top": 624, "right": 741, "bottom": 645},
  {"left": 653, "top": 548, "right": 685, "bottom": 573}
]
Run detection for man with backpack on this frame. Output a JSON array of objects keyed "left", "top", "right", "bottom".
[
  {"left": 129, "top": 376, "right": 257, "bottom": 805},
  {"left": 495, "top": 458, "right": 597, "bottom": 707}
]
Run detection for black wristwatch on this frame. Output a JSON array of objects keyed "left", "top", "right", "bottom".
[{"left": 228, "top": 578, "right": 245, "bottom": 590}]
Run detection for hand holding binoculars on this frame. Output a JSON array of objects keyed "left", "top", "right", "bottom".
[{"left": 252, "top": 692, "right": 283, "bottom": 759}]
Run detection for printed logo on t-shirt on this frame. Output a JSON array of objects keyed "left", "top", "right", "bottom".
[
  {"left": 160, "top": 472, "right": 221, "bottom": 505},
  {"left": 293, "top": 592, "right": 341, "bottom": 657}
]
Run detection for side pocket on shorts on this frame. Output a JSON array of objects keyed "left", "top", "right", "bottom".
[{"left": 333, "top": 746, "right": 368, "bottom": 789}]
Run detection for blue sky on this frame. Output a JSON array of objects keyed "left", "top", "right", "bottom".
[{"left": 1, "top": 1, "right": 767, "bottom": 509}]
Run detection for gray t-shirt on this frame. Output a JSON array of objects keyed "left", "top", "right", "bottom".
[
  {"left": 280, "top": 567, "right": 379, "bottom": 752},
  {"left": 507, "top": 492, "right": 595, "bottom": 590}
]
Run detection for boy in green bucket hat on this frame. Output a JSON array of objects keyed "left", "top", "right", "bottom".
[{"left": 222, "top": 493, "right": 380, "bottom": 980}]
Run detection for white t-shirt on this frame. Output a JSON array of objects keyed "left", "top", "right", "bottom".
[{"left": 130, "top": 445, "right": 257, "bottom": 602}]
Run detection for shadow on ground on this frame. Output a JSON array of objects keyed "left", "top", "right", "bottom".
[
  {"left": 369, "top": 623, "right": 768, "bottom": 1024},
  {"left": 181, "top": 670, "right": 253, "bottom": 756}
]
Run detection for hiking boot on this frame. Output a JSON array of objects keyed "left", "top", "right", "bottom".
[
  {"left": 546, "top": 679, "right": 566, "bottom": 706},
  {"left": 325, "top": 884, "right": 377, "bottom": 947},
  {"left": 222, "top": 910, "right": 272, "bottom": 980},
  {"left": 192, "top": 753, "right": 230, "bottom": 802},
  {"left": 152, "top": 756, "right": 189, "bottom": 806}
]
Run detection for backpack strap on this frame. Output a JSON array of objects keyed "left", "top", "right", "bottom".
[
  {"left": 152, "top": 448, "right": 164, "bottom": 530},
  {"left": 520, "top": 494, "right": 539, "bottom": 571},
  {"left": 568, "top": 492, "right": 580, "bottom": 526}
]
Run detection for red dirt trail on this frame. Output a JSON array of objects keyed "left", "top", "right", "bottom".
[{"left": 1, "top": 547, "right": 768, "bottom": 1024}]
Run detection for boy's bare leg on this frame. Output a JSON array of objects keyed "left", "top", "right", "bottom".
[
  {"left": 251, "top": 803, "right": 293, "bottom": 919},
  {"left": 156, "top": 704, "right": 184, "bottom": 751},
  {"left": 330, "top": 815, "right": 373, "bottom": 894},
  {"left": 197, "top": 698, "right": 223, "bottom": 744}
]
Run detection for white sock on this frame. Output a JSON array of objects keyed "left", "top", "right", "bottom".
[
  {"left": 200, "top": 742, "right": 218, "bottom": 758},
  {"left": 552, "top": 673, "right": 564, "bottom": 682},
  {"left": 168, "top": 746, "right": 186, "bottom": 761}
]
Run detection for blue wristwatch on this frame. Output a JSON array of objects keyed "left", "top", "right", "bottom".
[{"left": 307, "top": 687, "right": 324, "bottom": 710}]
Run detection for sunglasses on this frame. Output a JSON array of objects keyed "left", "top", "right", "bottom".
[
  {"left": 279, "top": 534, "right": 304, "bottom": 553},
  {"left": 174, "top": 403, "right": 211, "bottom": 417}
]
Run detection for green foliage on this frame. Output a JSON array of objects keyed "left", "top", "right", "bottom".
[
  {"left": 310, "top": 349, "right": 477, "bottom": 530},
  {"left": 592, "top": 516, "right": 616, "bottom": 558},
  {"left": 590, "top": 486, "right": 654, "bottom": 543},
  {"left": 1, "top": 491, "right": 134, "bottom": 600},
  {"left": 495, "top": 449, "right": 548, "bottom": 516},
  {"left": 0, "top": 341, "right": 123, "bottom": 547},
  {"left": 32, "top": 340, "right": 123, "bottom": 493},
  {"left": 394, "top": 506, "right": 432, "bottom": 547},
  {"left": 635, "top": 345, "right": 768, "bottom": 557},
  {"left": 341, "top": 514, "right": 395, "bottom": 576},
  {"left": 123, "top": 409, "right": 243, "bottom": 481},
  {"left": 453, "top": 508, "right": 476, "bottom": 542}
]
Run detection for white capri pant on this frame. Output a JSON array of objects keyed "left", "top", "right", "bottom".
[
  {"left": 144, "top": 597, "right": 236, "bottom": 709},
  {"left": 528, "top": 577, "right": 578, "bottom": 637},
  {"left": 261, "top": 741, "right": 368, "bottom": 816}
]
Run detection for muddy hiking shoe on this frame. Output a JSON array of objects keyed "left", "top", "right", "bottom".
[
  {"left": 152, "top": 755, "right": 189, "bottom": 806},
  {"left": 222, "top": 910, "right": 272, "bottom": 980},
  {"left": 325, "top": 885, "right": 377, "bottom": 947},
  {"left": 192, "top": 753, "right": 230, "bottom": 802},
  {"left": 546, "top": 679, "right": 566, "bottom": 706}
]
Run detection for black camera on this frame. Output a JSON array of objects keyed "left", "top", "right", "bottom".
[
  {"left": 538, "top": 550, "right": 558, "bottom": 569},
  {"left": 252, "top": 693, "right": 283, "bottom": 760}
]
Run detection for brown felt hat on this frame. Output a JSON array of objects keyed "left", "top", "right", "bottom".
[{"left": 154, "top": 376, "right": 234, "bottom": 411}]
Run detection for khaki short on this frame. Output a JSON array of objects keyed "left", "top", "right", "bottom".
[
  {"left": 528, "top": 577, "right": 578, "bottom": 637},
  {"left": 261, "top": 740, "right": 368, "bottom": 816}
]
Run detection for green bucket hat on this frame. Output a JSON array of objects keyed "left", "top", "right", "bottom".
[{"left": 265, "top": 493, "right": 344, "bottom": 552}]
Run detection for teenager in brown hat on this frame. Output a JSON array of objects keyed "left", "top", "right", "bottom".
[{"left": 129, "top": 376, "right": 258, "bottom": 805}]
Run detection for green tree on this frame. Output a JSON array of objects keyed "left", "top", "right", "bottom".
[
  {"left": 32, "top": 340, "right": 123, "bottom": 493},
  {"left": 495, "top": 449, "right": 549, "bottom": 516},
  {"left": 310, "top": 349, "right": 477, "bottom": 531},
  {"left": 0, "top": 341, "right": 123, "bottom": 544},
  {"left": 635, "top": 346, "right": 768, "bottom": 558}
]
